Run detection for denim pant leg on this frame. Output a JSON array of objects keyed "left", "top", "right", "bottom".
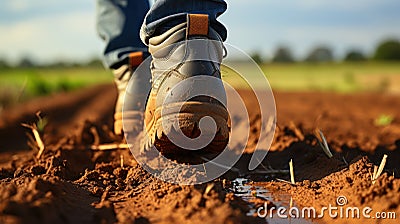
[
  {"left": 97, "top": 0, "right": 150, "bottom": 69},
  {"left": 140, "top": 0, "right": 227, "bottom": 44}
]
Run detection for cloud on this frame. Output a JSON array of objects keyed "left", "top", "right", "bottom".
[
  {"left": 6, "top": 1, "right": 29, "bottom": 12},
  {"left": 296, "top": 0, "right": 399, "bottom": 11},
  {"left": 4, "top": 0, "right": 58, "bottom": 13},
  {"left": 232, "top": 0, "right": 398, "bottom": 11},
  {"left": 0, "top": 11, "right": 102, "bottom": 64}
]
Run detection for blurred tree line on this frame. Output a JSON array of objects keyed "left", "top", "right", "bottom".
[
  {"left": 1, "top": 39, "right": 399, "bottom": 68},
  {"left": 251, "top": 38, "right": 400, "bottom": 64},
  {"left": 0, "top": 57, "right": 103, "bottom": 69}
]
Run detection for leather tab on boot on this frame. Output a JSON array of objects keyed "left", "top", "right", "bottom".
[
  {"left": 129, "top": 51, "right": 143, "bottom": 69},
  {"left": 187, "top": 14, "right": 209, "bottom": 37}
]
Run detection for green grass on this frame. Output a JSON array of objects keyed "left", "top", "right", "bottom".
[
  {"left": 262, "top": 62, "right": 400, "bottom": 93},
  {"left": 223, "top": 61, "right": 400, "bottom": 93},
  {"left": 374, "top": 114, "right": 394, "bottom": 126},
  {"left": 0, "top": 66, "right": 112, "bottom": 108}
]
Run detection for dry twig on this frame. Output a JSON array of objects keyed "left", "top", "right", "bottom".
[
  {"left": 314, "top": 128, "right": 333, "bottom": 158},
  {"left": 289, "top": 159, "right": 295, "bottom": 184},
  {"left": 90, "top": 127, "right": 100, "bottom": 146},
  {"left": 289, "top": 121, "right": 304, "bottom": 141},
  {"left": 342, "top": 156, "right": 349, "bottom": 166},
  {"left": 200, "top": 156, "right": 240, "bottom": 173},
  {"left": 372, "top": 166, "right": 378, "bottom": 181},
  {"left": 204, "top": 183, "right": 214, "bottom": 195},
  {"left": 21, "top": 123, "right": 45, "bottom": 159},
  {"left": 276, "top": 178, "right": 295, "bottom": 185},
  {"left": 372, "top": 154, "right": 388, "bottom": 184},
  {"left": 120, "top": 154, "right": 124, "bottom": 168},
  {"left": 90, "top": 143, "right": 130, "bottom": 151},
  {"left": 248, "top": 169, "right": 289, "bottom": 175}
]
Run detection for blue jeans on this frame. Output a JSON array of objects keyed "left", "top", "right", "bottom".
[{"left": 97, "top": 0, "right": 227, "bottom": 69}]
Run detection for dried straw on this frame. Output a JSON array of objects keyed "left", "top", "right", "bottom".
[
  {"left": 289, "top": 159, "right": 295, "bottom": 184},
  {"left": 372, "top": 154, "right": 388, "bottom": 184},
  {"left": 21, "top": 123, "right": 45, "bottom": 159}
]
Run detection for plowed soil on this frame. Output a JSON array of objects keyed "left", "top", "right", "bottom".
[{"left": 1, "top": 84, "right": 399, "bottom": 223}]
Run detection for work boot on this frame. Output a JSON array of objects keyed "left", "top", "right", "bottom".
[
  {"left": 113, "top": 52, "right": 150, "bottom": 136},
  {"left": 142, "top": 14, "right": 230, "bottom": 154}
]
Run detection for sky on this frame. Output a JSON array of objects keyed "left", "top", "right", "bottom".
[{"left": 0, "top": 0, "right": 400, "bottom": 64}]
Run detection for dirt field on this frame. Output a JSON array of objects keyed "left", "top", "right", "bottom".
[{"left": 1, "top": 84, "right": 399, "bottom": 223}]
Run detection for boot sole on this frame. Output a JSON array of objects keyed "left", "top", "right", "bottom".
[{"left": 142, "top": 102, "right": 230, "bottom": 154}]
